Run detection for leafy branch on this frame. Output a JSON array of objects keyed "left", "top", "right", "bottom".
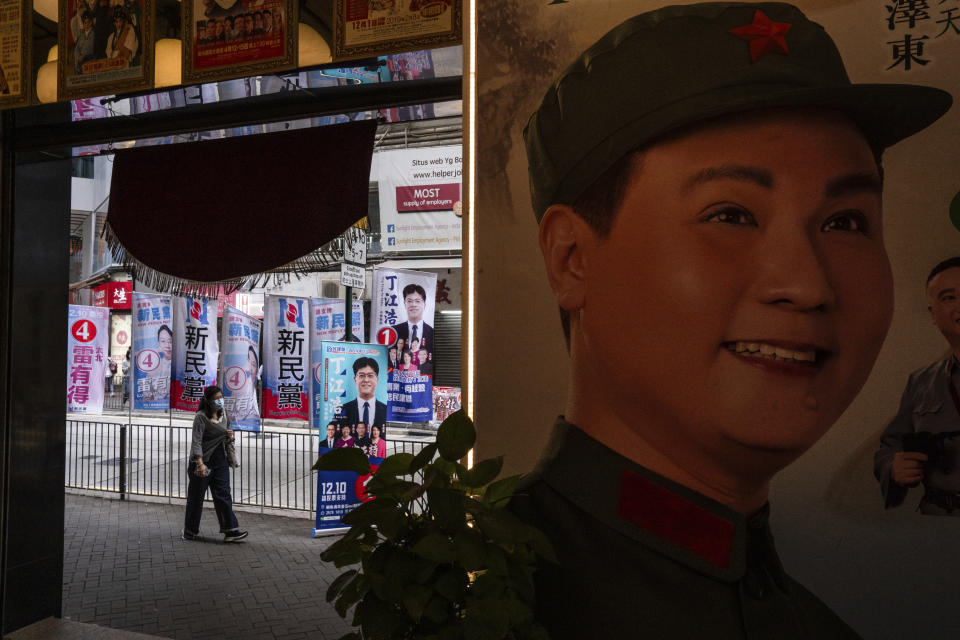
[{"left": 313, "top": 410, "right": 555, "bottom": 640}]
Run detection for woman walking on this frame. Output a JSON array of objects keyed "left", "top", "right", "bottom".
[{"left": 182, "top": 385, "right": 247, "bottom": 542}]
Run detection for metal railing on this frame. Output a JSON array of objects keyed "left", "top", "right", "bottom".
[{"left": 66, "top": 419, "right": 429, "bottom": 513}]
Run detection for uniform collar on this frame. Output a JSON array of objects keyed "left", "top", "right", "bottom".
[{"left": 535, "top": 418, "right": 785, "bottom": 585}]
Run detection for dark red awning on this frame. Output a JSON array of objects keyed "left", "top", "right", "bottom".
[{"left": 107, "top": 120, "right": 377, "bottom": 286}]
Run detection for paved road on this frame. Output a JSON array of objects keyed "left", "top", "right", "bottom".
[{"left": 63, "top": 494, "right": 354, "bottom": 639}]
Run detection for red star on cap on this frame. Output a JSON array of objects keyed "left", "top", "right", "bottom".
[{"left": 728, "top": 9, "right": 792, "bottom": 63}]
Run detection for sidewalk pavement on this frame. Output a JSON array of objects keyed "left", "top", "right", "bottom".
[{"left": 62, "top": 494, "right": 354, "bottom": 640}]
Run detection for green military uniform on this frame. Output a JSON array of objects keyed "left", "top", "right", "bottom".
[{"left": 511, "top": 420, "right": 862, "bottom": 639}]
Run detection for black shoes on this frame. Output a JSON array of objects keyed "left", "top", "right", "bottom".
[
  {"left": 223, "top": 530, "right": 248, "bottom": 543},
  {"left": 181, "top": 529, "right": 203, "bottom": 541}
]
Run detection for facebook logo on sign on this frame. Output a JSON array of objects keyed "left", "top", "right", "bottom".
[
  {"left": 388, "top": 238, "right": 396, "bottom": 246},
  {"left": 387, "top": 224, "right": 395, "bottom": 233}
]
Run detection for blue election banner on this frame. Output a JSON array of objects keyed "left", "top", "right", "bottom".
[
  {"left": 132, "top": 293, "right": 173, "bottom": 411},
  {"left": 387, "top": 370, "right": 433, "bottom": 422},
  {"left": 220, "top": 305, "right": 262, "bottom": 432},
  {"left": 314, "top": 450, "right": 386, "bottom": 533},
  {"left": 314, "top": 341, "right": 390, "bottom": 534},
  {"left": 315, "top": 341, "right": 389, "bottom": 434}
]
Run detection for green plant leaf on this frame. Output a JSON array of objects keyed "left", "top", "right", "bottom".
[
  {"left": 459, "top": 456, "right": 503, "bottom": 488},
  {"left": 432, "top": 458, "right": 459, "bottom": 479},
  {"left": 411, "top": 531, "right": 456, "bottom": 563},
  {"left": 453, "top": 528, "right": 486, "bottom": 571},
  {"left": 433, "top": 566, "right": 468, "bottom": 602},
  {"left": 476, "top": 508, "right": 527, "bottom": 550},
  {"left": 326, "top": 569, "right": 358, "bottom": 603},
  {"left": 523, "top": 524, "right": 558, "bottom": 564},
  {"left": 423, "top": 595, "right": 452, "bottom": 625},
  {"left": 342, "top": 498, "right": 398, "bottom": 528},
  {"left": 409, "top": 442, "right": 438, "bottom": 473},
  {"left": 426, "top": 487, "right": 466, "bottom": 530},
  {"left": 374, "top": 452, "right": 415, "bottom": 478},
  {"left": 313, "top": 447, "right": 372, "bottom": 474},
  {"left": 358, "top": 593, "right": 408, "bottom": 639},
  {"left": 436, "top": 409, "right": 476, "bottom": 461},
  {"left": 463, "top": 597, "right": 510, "bottom": 638},
  {"left": 334, "top": 573, "right": 365, "bottom": 618},
  {"left": 401, "top": 584, "right": 433, "bottom": 622},
  {"left": 483, "top": 474, "right": 520, "bottom": 509}
]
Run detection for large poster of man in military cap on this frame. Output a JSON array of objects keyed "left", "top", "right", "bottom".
[
  {"left": 471, "top": 1, "right": 960, "bottom": 638},
  {"left": 59, "top": 0, "right": 154, "bottom": 100}
]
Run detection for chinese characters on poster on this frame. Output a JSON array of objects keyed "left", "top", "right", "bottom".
[
  {"left": 183, "top": 0, "right": 296, "bottom": 83},
  {"left": 172, "top": 296, "right": 219, "bottom": 411},
  {"left": 333, "top": 0, "right": 461, "bottom": 60}
]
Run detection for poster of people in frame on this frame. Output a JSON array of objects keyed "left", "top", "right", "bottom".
[
  {"left": 58, "top": 0, "right": 154, "bottom": 100},
  {"left": 333, "top": 0, "right": 461, "bottom": 61},
  {"left": 182, "top": 0, "right": 297, "bottom": 84},
  {"left": 0, "top": 0, "right": 31, "bottom": 109}
]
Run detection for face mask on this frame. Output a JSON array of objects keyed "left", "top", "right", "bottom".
[{"left": 213, "top": 398, "right": 224, "bottom": 409}]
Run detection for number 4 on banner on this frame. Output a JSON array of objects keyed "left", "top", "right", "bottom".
[{"left": 71, "top": 319, "right": 97, "bottom": 343}]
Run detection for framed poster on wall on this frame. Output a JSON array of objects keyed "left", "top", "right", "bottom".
[
  {"left": 58, "top": 0, "right": 155, "bottom": 100},
  {"left": 333, "top": 0, "right": 461, "bottom": 61},
  {"left": 182, "top": 0, "right": 297, "bottom": 84},
  {"left": 0, "top": 0, "right": 31, "bottom": 109}
]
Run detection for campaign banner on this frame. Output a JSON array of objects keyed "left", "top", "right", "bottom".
[
  {"left": 67, "top": 305, "right": 110, "bottom": 414},
  {"left": 220, "top": 305, "right": 262, "bottom": 432},
  {"left": 132, "top": 293, "right": 173, "bottom": 410},
  {"left": 371, "top": 268, "right": 436, "bottom": 422},
  {"left": 58, "top": 0, "right": 155, "bottom": 100},
  {"left": 263, "top": 295, "right": 309, "bottom": 420},
  {"left": 374, "top": 145, "right": 462, "bottom": 252},
  {"left": 171, "top": 297, "right": 219, "bottom": 411},
  {"left": 314, "top": 341, "right": 389, "bottom": 533},
  {"left": 315, "top": 341, "right": 389, "bottom": 438},
  {"left": 311, "top": 297, "right": 365, "bottom": 344},
  {"left": 182, "top": 0, "right": 296, "bottom": 84}
]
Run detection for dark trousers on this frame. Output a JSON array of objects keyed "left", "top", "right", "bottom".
[{"left": 184, "top": 460, "right": 239, "bottom": 534}]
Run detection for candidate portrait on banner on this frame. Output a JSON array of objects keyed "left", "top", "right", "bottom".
[
  {"left": 132, "top": 293, "right": 174, "bottom": 410},
  {"left": 371, "top": 268, "right": 436, "bottom": 422},
  {"left": 220, "top": 305, "right": 262, "bottom": 431}
]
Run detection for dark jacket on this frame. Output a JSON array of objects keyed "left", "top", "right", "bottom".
[{"left": 510, "top": 419, "right": 862, "bottom": 640}]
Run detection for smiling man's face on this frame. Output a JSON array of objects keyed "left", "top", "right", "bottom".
[
  {"left": 574, "top": 108, "right": 892, "bottom": 465},
  {"left": 928, "top": 266, "right": 960, "bottom": 343}
]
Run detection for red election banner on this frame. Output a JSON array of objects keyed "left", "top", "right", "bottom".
[
  {"left": 67, "top": 305, "right": 110, "bottom": 414},
  {"left": 262, "top": 294, "right": 309, "bottom": 421}
]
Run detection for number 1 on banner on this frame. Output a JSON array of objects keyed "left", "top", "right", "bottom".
[{"left": 377, "top": 326, "right": 397, "bottom": 346}]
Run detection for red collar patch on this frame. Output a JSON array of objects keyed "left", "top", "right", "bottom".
[
  {"left": 728, "top": 9, "right": 792, "bottom": 63},
  {"left": 618, "top": 470, "right": 735, "bottom": 568}
]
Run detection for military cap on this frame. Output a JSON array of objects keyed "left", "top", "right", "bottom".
[{"left": 524, "top": 2, "right": 952, "bottom": 219}]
